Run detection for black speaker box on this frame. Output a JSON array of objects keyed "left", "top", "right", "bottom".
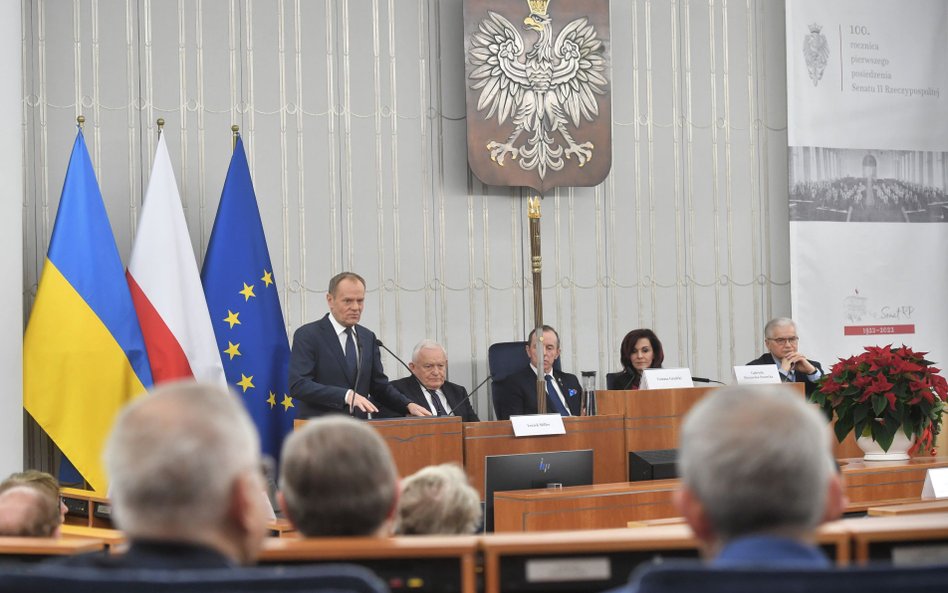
[{"left": 629, "top": 448, "right": 678, "bottom": 481}]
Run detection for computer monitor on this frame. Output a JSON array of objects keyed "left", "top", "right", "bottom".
[{"left": 483, "top": 449, "right": 594, "bottom": 532}]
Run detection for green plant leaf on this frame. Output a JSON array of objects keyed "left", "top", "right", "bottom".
[
  {"left": 871, "top": 393, "right": 887, "bottom": 416},
  {"left": 871, "top": 421, "right": 896, "bottom": 451},
  {"left": 834, "top": 415, "right": 854, "bottom": 443}
]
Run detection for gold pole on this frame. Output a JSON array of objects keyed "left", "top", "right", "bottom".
[
  {"left": 156, "top": 118, "right": 165, "bottom": 138},
  {"left": 528, "top": 195, "right": 546, "bottom": 414},
  {"left": 231, "top": 124, "right": 240, "bottom": 150},
  {"left": 76, "top": 115, "right": 85, "bottom": 129}
]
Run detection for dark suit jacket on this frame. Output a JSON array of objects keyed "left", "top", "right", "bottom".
[
  {"left": 389, "top": 376, "right": 480, "bottom": 422},
  {"left": 492, "top": 366, "right": 582, "bottom": 420},
  {"left": 288, "top": 314, "right": 411, "bottom": 418},
  {"left": 56, "top": 540, "right": 234, "bottom": 569},
  {"left": 746, "top": 353, "right": 824, "bottom": 397}
]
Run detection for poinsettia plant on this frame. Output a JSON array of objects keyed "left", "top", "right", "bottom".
[{"left": 810, "top": 345, "right": 947, "bottom": 455}]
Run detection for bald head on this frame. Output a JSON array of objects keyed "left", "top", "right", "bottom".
[{"left": 0, "top": 485, "right": 60, "bottom": 538}]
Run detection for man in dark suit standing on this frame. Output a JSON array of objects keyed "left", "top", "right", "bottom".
[
  {"left": 288, "top": 272, "right": 431, "bottom": 419},
  {"left": 389, "top": 340, "right": 480, "bottom": 422},
  {"left": 747, "top": 317, "right": 823, "bottom": 397},
  {"left": 492, "top": 325, "right": 582, "bottom": 420}
]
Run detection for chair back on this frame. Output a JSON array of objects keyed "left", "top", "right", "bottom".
[
  {"left": 635, "top": 563, "right": 948, "bottom": 593},
  {"left": 0, "top": 563, "right": 388, "bottom": 593}
]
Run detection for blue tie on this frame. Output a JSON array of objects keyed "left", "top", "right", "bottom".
[
  {"left": 545, "top": 374, "right": 570, "bottom": 416},
  {"left": 426, "top": 389, "right": 449, "bottom": 416},
  {"left": 344, "top": 327, "right": 358, "bottom": 378}
]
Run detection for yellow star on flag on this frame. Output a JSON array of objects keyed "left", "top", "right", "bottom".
[
  {"left": 261, "top": 269, "right": 273, "bottom": 287},
  {"left": 223, "top": 310, "right": 240, "bottom": 329},
  {"left": 223, "top": 342, "right": 241, "bottom": 360},
  {"left": 281, "top": 394, "right": 294, "bottom": 411},
  {"left": 239, "top": 283, "right": 256, "bottom": 301},
  {"left": 237, "top": 374, "right": 254, "bottom": 392},
  {"left": 266, "top": 391, "right": 277, "bottom": 409}
]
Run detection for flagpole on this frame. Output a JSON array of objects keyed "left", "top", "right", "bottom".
[
  {"left": 156, "top": 118, "right": 164, "bottom": 138},
  {"left": 77, "top": 115, "right": 84, "bottom": 129},
  {"left": 232, "top": 124, "right": 239, "bottom": 150},
  {"left": 528, "top": 195, "right": 546, "bottom": 414}
]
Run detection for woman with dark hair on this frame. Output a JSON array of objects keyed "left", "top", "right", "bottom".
[{"left": 607, "top": 329, "right": 664, "bottom": 390}]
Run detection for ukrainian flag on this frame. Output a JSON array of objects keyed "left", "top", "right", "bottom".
[{"left": 24, "top": 128, "right": 153, "bottom": 492}]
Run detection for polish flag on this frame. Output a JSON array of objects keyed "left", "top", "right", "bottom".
[{"left": 127, "top": 134, "right": 225, "bottom": 385}]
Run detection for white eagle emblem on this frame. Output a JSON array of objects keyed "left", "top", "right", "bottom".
[
  {"left": 467, "top": 1, "right": 608, "bottom": 180},
  {"left": 803, "top": 22, "right": 829, "bottom": 87}
]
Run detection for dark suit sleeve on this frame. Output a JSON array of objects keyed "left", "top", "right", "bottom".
[
  {"left": 491, "top": 376, "right": 523, "bottom": 421},
  {"left": 448, "top": 384, "right": 479, "bottom": 422},
  {"left": 288, "top": 324, "right": 349, "bottom": 411},
  {"left": 366, "top": 339, "right": 411, "bottom": 414}
]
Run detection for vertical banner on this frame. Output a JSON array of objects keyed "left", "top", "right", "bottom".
[{"left": 786, "top": 0, "right": 948, "bottom": 367}]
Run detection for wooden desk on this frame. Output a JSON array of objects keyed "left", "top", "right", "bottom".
[
  {"left": 840, "top": 457, "right": 948, "bottom": 510},
  {"left": 260, "top": 535, "right": 479, "bottom": 593},
  {"left": 370, "top": 416, "right": 465, "bottom": 478},
  {"left": 296, "top": 416, "right": 465, "bottom": 479},
  {"left": 840, "top": 513, "right": 948, "bottom": 564},
  {"left": 596, "top": 386, "right": 712, "bottom": 453},
  {"left": 494, "top": 479, "right": 679, "bottom": 532},
  {"left": 868, "top": 499, "right": 948, "bottom": 517},
  {"left": 59, "top": 524, "right": 126, "bottom": 551},
  {"left": 494, "top": 457, "right": 948, "bottom": 532},
  {"left": 481, "top": 522, "right": 852, "bottom": 592},
  {"left": 61, "top": 487, "right": 112, "bottom": 528},
  {"left": 0, "top": 535, "right": 105, "bottom": 557},
  {"left": 463, "top": 415, "right": 626, "bottom": 500}
]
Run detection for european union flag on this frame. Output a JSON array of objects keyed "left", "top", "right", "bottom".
[{"left": 202, "top": 136, "right": 295, "bottom": 462}]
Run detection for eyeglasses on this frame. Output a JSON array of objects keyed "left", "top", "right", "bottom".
[{"left": 767, "top": 337, "right": 799, "bottom": 345}]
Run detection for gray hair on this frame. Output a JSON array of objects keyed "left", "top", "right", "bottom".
[
  {"left": 411, "top": 339, "right": 446, "bottom": 362},
  {"left": 0, "top": 485, "right": 60, "bottom": 537},
  {"left": 105, "top": 381, "right": 260, "bottom": 539},
  {"left": 394, "top": 464, "right": 481, "bottom": 535},
  {"left": 279, "top": 416, "right": 397, "bottom": 536},
  {"left": 679, "top": 385, "right": 834, "bottom": 542},
  {"left": 764, "top": 317, "right": 796, "bottom": 339}
]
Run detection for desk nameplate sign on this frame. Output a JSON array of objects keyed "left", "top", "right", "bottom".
[
  {"left": 510, "top": 414, "right": 567, "bottom": 437},
  {"left": 640, "top": 368, "right": 694, "bottom": 390},
  {"left": 733, "top": 364, "right": 782, "bottom": 385},
  {"left": 922, "top": 468, "right": 948, "bottom": 499}
]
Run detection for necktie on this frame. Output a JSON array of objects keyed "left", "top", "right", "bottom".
[
  {"left": 545, "top": 375, "right": 570, "bottom": 416},
  {"left": 344, "top": 327, "right": 358, "bottom": 378},
  {"left": 426, "top": 389, "right": 449, "bottom": 416}
]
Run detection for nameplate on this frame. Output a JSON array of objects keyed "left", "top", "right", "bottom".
[
  {"left": 922, "top": 468, "right": 948, "bottom": 499},
  {"left": 733, "top": 364, "right": 782, "bottom": 385},
  {"left": 510, "top": 414, "right": 566, "bottom": 437},
  {"left": 640, "top": 368, "right": 694, "bottom": 390}
]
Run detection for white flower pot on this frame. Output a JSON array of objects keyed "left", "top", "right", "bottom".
[{"left": 856, "top": 431, "right": 916, "bottom": 461}]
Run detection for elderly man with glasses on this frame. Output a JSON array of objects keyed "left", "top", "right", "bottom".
[{"left": 746, "top": 317, "right": 824, "bottom": 396}]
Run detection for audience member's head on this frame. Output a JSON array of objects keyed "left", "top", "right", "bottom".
[
  {"left": 106, "top": 380, "right": 269, "bottom": 564},
  {"left": 279, "top": 416, "right": 397, "bottom": 537},
  {"left": 0, "top": 485, "right": 61, "bottom": 538},
  {"left": 394, "top": 464, "right": 481, "bottom": 535},
  {"left": 619, "top": 328, "right": 664, "bottom": 375},
  {"left": 0, "top": 469, "right": 67, "bottom": 526},
  {"left": 676, "top": 385, "right": 845, "bottom": 555}
]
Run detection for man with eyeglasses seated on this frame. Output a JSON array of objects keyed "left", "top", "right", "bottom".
[{"left": 747, "top": 317, "right": 823, "bottom": 396}]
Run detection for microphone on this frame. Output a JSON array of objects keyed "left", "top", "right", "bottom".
[
  {"left": 376, "top": 338, "right": 414, "bottom": 376},
  {"left": 446, "top": 374, "right": 492, "bottom": 417},
  {"left": 691, "top": 376, "right": 726, "bottom": 385}
]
